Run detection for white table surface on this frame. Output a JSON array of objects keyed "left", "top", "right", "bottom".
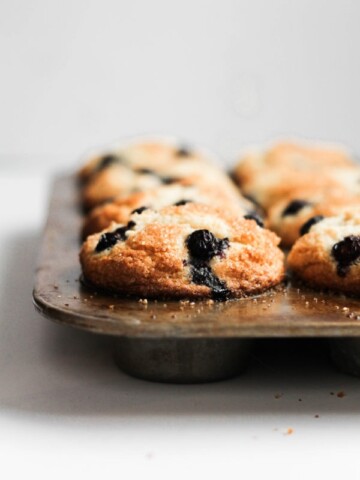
[{"left": 1, "top": 171, "right": 360, "bottom": 479}]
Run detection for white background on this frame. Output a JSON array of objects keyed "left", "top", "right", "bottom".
[
  {"left": 1, "top": 1, "right": 360, "bottom": 479},
  {"left": 1, "top": 0, "right": 360, "bottom": 169}
]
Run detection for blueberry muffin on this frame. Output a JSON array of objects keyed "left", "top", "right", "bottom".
[
  {"left": 81, "top": 156, "right": 240, "bottom": 210},
  {"left": 268, "top": 193, "right": 360, "bottom": 247},
  {"left": 82, "top": 183, "right": 256, "bottom": 238},
  {"left": 287, "top": 211, "right": 360, "bottom": 295},
  {"left": 81, "top": 164, "right": 165, "bottom": 210},
  {"left": 233, "top": 140, "right": 358, "bottom": 209},
  {"left": 80, "top": 203, "right": 284, "bottom": 299},
  {"left": 234, "top": 141, "right": 354, "bottom": 187},
  {"left": 78, "top": 138, "right": 213, "bottom": 183},
  {"left": 238, "top": 162, "right": 360, "bottom": 210}
]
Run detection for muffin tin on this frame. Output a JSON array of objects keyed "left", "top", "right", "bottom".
[{"left": 33, "top": 175, "right": 360, "bottom": 383}]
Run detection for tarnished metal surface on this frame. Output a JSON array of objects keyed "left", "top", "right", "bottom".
[
  {"left": 115, "top": 338, "right": 252, "bottom": 383},
  {"left": 33, "top": 175, "right": 360, "bottom": 339}
]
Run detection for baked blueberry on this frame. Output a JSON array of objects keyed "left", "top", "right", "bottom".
[
  {"left": 115, "top": 221, "right": 136, "bottom": 240},
  {"left": 176, "top": 146, "right": 192, "bottom": 157},
  {"left": 190, "top": 263, "right": 230, "bottom": 300},
  {"left": 161, "top": 176, "right": 179, "bottom": 185},
  {"left": 186, "top": 230, "right": 229, "bottom": 261},
  {"left": 174, "top": 199, "right": 192, "bottom": 206},
  {"left": 299, "top": 215, "right": 324, "bottom": 236},
  {"left": 244, "top": 213, "right": 264, "bottom": 228},
  {"left": 185, "top": 230, "right": 231, "bottom": 300},
  {"left": 332, "top": 235, "right": 360, "bottom": 277},
  {"left": 136, "top": 168, "right": 155, "bottom": 175},
  {"left": 95, "top": 221, "right": 136, "bottom": 252},
  {"left": 282, "top": 199, "right": 311, "bottom": 217},
  {"left": 131, "top": 206, "right": 148, "bottom": 215},
  {"left": 95, "top": 231, "right": 120, "bottom": 252},
  {"left": 96, "top": 154, "right": 122, "bottom": 173}
]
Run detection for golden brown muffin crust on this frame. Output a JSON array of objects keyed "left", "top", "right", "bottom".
[
  {"left": 287, "top": 212, "right": 360, "bottom": 295},
  {"left": 80, "top": 203, "right": 284, "bottom": 299},
  {"left": 82, "top": 183, "right": 254, "bottom": 238}
]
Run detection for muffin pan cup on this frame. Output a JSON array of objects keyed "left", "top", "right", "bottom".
[{"left": 33, "top": 176, "right": 360, "bottom": 383}]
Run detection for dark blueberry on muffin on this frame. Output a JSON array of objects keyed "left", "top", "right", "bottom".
[
  {"left": 190, "top": 264, "right": 230, "bottom": 301},
  {"left": 96, "top": 154, "right": 122, "bottom": 172},
  {"left": 244, "top": 213, "right": 264, "bottom": 228},
  {"left": 95, "top": 231, "right": 120, "bottom": 252},
  {"left": 131, "top": 206, "right": 149, "bottom": 215},
  {"left": 176, "top": 146, "right": 192, "bottom": 157},
  {"left": 186, "top": 230, "right": 229, "bottom": 261},
  {"left": 95, "top": 221, "right": 136, "bottom": 252},
  {"left": 136, "top": 168, "right": 155, "bottom": 175},
  {"left": 161, "top": 176, "right": 179, "bottom": 185},
  {"left": 299, "top": 215, "right": 325, "bottom": 236},
  {"left": 174, "top": 199, "right": 192, "bottom": 206},
  {"left": 332, "top": 235, "right": 360, "bottom": 277},
  {"left": 282, "top": 200, "right": 311, "bottom": 217}
]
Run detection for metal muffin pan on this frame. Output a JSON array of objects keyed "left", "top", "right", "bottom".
[{"left": 33, "top": 176, "right": 360, "bottom": 383}]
